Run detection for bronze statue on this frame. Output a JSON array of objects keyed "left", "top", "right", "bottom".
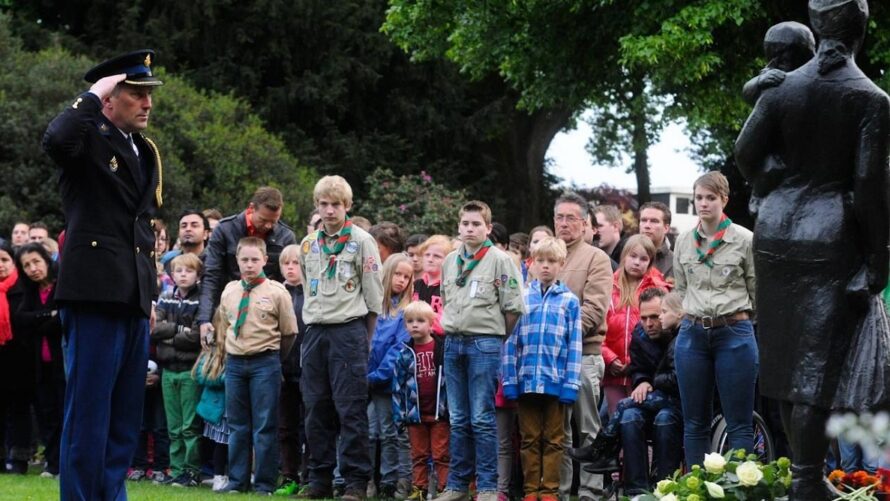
[{"left": 735, "top": 1, "right": 890, "bottom": 499}]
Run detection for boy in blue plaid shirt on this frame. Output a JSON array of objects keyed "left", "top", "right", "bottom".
[{"left": 502, "top": 236, "right": 582, "bottom": 501}]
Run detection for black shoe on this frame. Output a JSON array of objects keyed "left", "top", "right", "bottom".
[
  {"left": 334, "top": 483, "right": 347, "bottom": 497},
  {"left": 379, "top": 483, "right": 397, "bottom": 499},
  {"left": 8, "top": 460, "right": 28, "bottom": 475},
  {"left": 297, "top": 485, "right": 335, "bottom": 499},
  {"left": 569, "top": 434, "right": 618, "bottom": 462},
  {"left": 581, "top": 450, "right": 621, "bottom": 474},
  {"left": 171, "top": 471, "right": 199, "bottom": 487}
]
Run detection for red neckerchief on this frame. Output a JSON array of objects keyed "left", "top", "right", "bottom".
[{"left": 244, "top": 206, "right": 268, "bottom": 238}]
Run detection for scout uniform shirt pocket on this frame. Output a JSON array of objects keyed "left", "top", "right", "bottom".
[
  {"left": 710, "top": 251, "right": 744, "bottom": 289},
  {"left": 322, "top": 252, "right": 358, "bottom": 296},
  {"left": 468, "top": 275, "right": 497, "bottom": 306}
]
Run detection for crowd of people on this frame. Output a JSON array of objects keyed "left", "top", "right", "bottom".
[{"left": 2, "top": 171, "right": 889, "bottom": 500}]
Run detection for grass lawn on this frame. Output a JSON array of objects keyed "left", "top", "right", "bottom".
[{"left": 0, "top": 473, "right": 283, "bottom": 500}]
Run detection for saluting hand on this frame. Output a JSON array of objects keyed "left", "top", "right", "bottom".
[{"left": 89, "top": 73, "right": 128, "bottom": 100}]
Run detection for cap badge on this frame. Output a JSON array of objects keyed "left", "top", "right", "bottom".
[
  {"left": 144, "top": 54, "right": 152, "bottom": 67},
  {"left": 109, "top": 156, "right": 119, "bottom": 172}
]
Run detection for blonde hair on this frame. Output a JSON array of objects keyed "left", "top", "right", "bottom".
[
  {"left": 236, "top": 236, "right": 267, "bottom": 256},
  {"left": 170, "top": 252, "right": 204, "bottom": 276},
  {"left": 313, "top": 175, "right": 353, "bottom": 206},
  {"left": 661, "top": 291, "right": 684, "bottom": 317},
  {"left": 279, "top": 244, "right": 301, "bottom": 267},
  {"left": 192, "top": 308, "right": 227, "bottom": 381},
  {"left": 419, "top": 235, "right": 452, "bottom": 255},
  {"left": 458, "top": 200, "right": 492, "bottom": 225},
  {"left": 528, "top": 225, "right": 554, "bottom": 239},
  {"left": 531, "top": 236, "right": 567, "bottom": 262},
  {"left": 382, "top": 253, "right": 415, "bottom": 317},
  {"left": 616, "top": 234, "right": 657, "bottom": 308},
  {"left": 403, "top": 300, "right": 436, "bottom": 323},
  {"left": 693, "top": 171, "right": 730, "bottom": 199}
]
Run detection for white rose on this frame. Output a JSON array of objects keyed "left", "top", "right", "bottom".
[
  {"left": 660, "top": 494, "right": 678, "bottom": 501},
  {"left": 736, "top": 461, "right": 764, "bottom": 486},
  {"left": 703, "top": 452, "right": 727, "bottom": 474},
  {"left": 654, "top": 479, "right": 675, "bottom": 497},
  {"left": 704, "top": 481, "right": 725, "bottom": 498}
]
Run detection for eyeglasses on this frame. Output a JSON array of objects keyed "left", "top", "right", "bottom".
[{"left": 554, "top": 214, "right": 583, "bottom": 223}]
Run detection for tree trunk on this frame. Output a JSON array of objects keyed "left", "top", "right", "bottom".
[
  {"left": 630, "top": 80, "right": 651, "bottom": 206},
  {"left": 507, "top": 106, "right": 573, "bottom": 229}
]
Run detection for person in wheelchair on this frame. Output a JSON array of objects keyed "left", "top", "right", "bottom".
[{"left": 570, "top": 289, "right": 684, "bottom": 496}]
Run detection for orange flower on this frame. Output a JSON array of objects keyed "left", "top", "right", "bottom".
[{"left": 829, "top": 470, "right": 846, "bottom": 485}]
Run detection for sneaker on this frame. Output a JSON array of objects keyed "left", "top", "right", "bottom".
[
  {"left": 217, "top": 482, "right": 246, "bottom": 494},
  {"left": 395, "top": 479, "right": 413, "bottom": 500},
  {"left": 341, "top": 487, "right": 367, "bottom": 501},
  {"left": 539, "top": 495, "right": 557, "bottom": 501},
  {"left": 521, "top": 495, "right": 537, "bottom": 501},
  {"left": 212, "top": 475, "right": 229, "bottom": 492},
  {"left": 406, "top": 486, "right": 426, "bottom": 501},
  {"left": 276, "top": 478, "right": 301, "bottom": 496},
  {"left": 367, "top": 481, "right": 378, "bottom": 499},
  {"left": 497, "top": 493, "right": 509, "bottom": 501},
  {"left": 433, "top": 490, "right": 470, "bottom": 501},
  {"left": 334, "top": 483, "right": 347, "bottom": 497},
  {"left": 39, "top": 470, "right": 58, "bottom": 479},
  {"left": 172, "top": 471, "right": 199, "bottom": 488},
  {"left": 296, "top": 485, "right": 335, "bottom": 499},
  {"left": 476, "top": 492, "right": 499, "bottom": 501},
  {"left": 127, "top": 469, "right": 146, "bottom": 482},
  {"left": 150, "top": 469, "right": 174, "bottom": 484}
]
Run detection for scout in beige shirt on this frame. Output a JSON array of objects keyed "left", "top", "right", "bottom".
[{"left": 215, "top": 237, "right": 297, "bottom": 493}]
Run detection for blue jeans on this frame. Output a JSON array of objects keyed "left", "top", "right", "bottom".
[
  {"left": 226, "top": 351, "right": 281, "bottom": 493},
  {"left": 444, "top": 334, "right": 501, "bottom": 492},
  {"left": 369, "top": 392, "right": 400, "bottom": 486},
  {"left": 617, "top": 394, "right": 683, "bottom": 494},
  {"left": 675, "top": 319, "right": 758, "bottom": 467}
]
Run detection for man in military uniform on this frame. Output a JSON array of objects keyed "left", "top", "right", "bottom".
[{"left": 43, "top": 50, "right": 164, "bottom": 501}]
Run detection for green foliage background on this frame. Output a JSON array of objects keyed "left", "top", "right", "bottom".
[{"left": 0, "top": 13, "right": 315, "bottom": 235}]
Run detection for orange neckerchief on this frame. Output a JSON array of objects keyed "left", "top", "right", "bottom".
[{"left": 244, "top": 206, "right": 268, "bottom": 238}]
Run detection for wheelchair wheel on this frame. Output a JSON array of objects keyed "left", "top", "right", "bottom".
[{"left": 710, "top": 411, "right": 775, "bottom": 462}]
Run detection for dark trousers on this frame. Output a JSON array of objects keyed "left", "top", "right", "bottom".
[
  {"left": 301, "top": 320, "right": 370, "bottom": 491},
  {"left": 0, "top": 388, "right": 32, "bottom": 464},
  {"left": 132, "top": 387, "right": 170, "bottom": 471},
  {"left": 35, "top": 361, "right": 66, "bottom": 474},
  {"left": 279, "top": 379, "right": 307, "bottom": 482},
  {"left": 59, "top": 307, "right": 149, "bottom": 501},
  {"left": 612, "top": 392, "right": 683, "bottom": 495}
]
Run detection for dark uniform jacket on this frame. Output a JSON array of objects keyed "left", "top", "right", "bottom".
[
  {"left": 43, "top": 92, "right": 162, "bottom": 317},
  {"left": 197, "top": 212, "right": 296, "bottom": 324}
]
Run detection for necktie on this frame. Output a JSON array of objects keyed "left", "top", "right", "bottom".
[{"left": 128, "top": 134, "right": 139, "bottom": 157}]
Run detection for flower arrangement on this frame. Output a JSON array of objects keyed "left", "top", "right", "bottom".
[
  {"left": 827, "top": 468, "right": 890, "bottom": 501},
  {"left": 628, "top": 449, "right": 791, "bottom": 501}
]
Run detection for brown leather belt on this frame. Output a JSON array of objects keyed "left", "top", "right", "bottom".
[{"left": 685, "top": 312, "right": 750, "bottom": 329}]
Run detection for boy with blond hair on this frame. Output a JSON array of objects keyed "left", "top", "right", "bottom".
[
  {"left": 502, "top": 237, "right": 582, "bottom": 501},
  {"left": 299, "top": 175, "right": 384, "bottom": 501},
  {"left": 393, "top": 301, "right": 449, "bottom": 500},
  {"left": 435, "top": 201, "right": 525, "bottom": 501},
  {"left": 151, "top": 252, "right": 204, "bottom": 487},
  {"left": 217, "top": 237, "right": 298, "bottom": 495}
]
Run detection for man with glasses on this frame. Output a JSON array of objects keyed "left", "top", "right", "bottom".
[{"left": 552, "top": 193, "right": 613, "bottom": 501}]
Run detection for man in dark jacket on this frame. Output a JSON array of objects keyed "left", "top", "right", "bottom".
[
  {"left": 42, "top": 50, "right": 164, "bottom": 501},
  {"left": 197, "top": 186, "right": 296, "bottom": 344},
  {"left": 572, "top": 288, "right": 682, "bottom": 496}
]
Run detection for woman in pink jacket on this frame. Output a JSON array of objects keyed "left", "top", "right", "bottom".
[{"left": 602, "top": 234, "right": 671, "bottom": 414}]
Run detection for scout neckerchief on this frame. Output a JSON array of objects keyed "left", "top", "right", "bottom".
[
  {"left": 455, "top": 239, "right": 492, "bottom": 286},
  {"left": 317, "top": 217, "right": 353, "bottom": 279},
  {"left": 234, "top": 270, "right": 266, "bottom": 338},
  {"left": 693, "top": 214, "right": 732, "bottom": 268}
]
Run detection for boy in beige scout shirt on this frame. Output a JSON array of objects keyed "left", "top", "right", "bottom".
[
  {"left": 434, "top": 201, "right": 525, "bottom": 501},
  {"left": 216, "top": 237, "right": 298, "bottom": 494},
  {"left": 298, "top": 175, "right": 384, "bottom": 501}
]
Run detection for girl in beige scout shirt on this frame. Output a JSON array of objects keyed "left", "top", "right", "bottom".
[
  {"left": 216, "top": 237, "right": 298, "bottom": 494},
  {"left": 672, "top": 171, "right": 757, "bottom": 469}
]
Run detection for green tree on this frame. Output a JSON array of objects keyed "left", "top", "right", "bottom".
[
  {"left": 0, "top": 13, "right": 315, "bottom": 235},
  {"left": 5, "top": 0, "right": 556, "bottom": 231}
]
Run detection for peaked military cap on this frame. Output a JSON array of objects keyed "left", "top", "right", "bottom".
[{"left": 84, "top": 49, "right": 163, "bottom": 87}]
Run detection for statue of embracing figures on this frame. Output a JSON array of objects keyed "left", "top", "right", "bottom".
[{"left": 736, "top": 0, "right": 890, "bottom": 499}]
